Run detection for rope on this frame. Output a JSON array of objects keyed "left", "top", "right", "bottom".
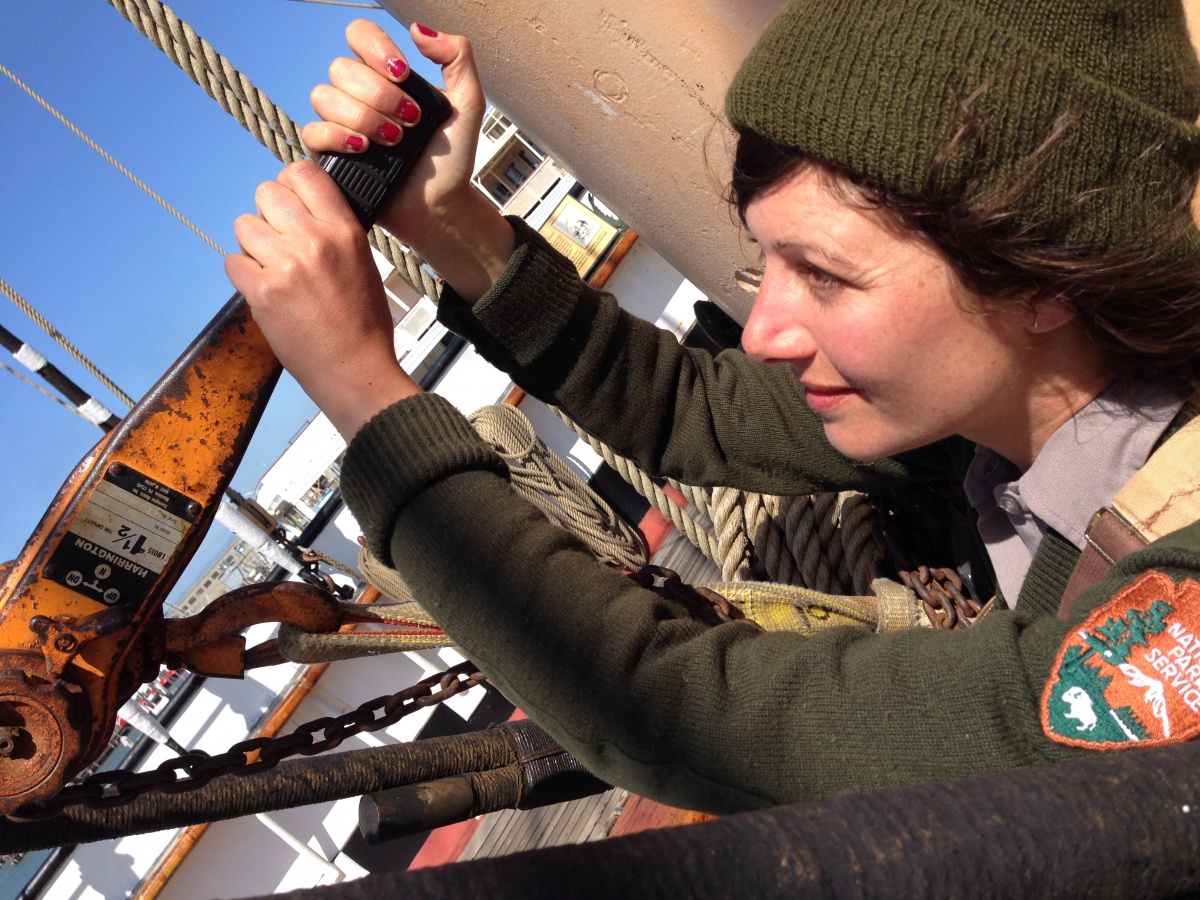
[
  {"left": 469, "top": 404, "right": 648, "bottom": 570},
  {"left": 0, "top": 276, "right": 136, "bottom": 407},
  {"left": 106, "top": 0, "right": 307, "bottom": 164},
  {"left": 104, "top": 0, "right": 442, "bottom": 301},
  {"left": 299, "top": 547, "right": 363, "bottom": 581},
  {"left": 0, "top": 62, "right": 228, "bottom": 258},
  {"left": 550, "top": 406, "right": 720, "bottom": 561},
  {"left": 549, "top": 406, "right": 882, "bottom": 595},
  {"left": 287, "top": 404, "right": 648, "bottom": 662},
  {"left": 0, "top": 362, "right": 88, "bottom": 422}
]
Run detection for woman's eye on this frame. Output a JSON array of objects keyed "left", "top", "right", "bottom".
[{"left": 802, "top": 264, "right": 841, "bottom": 288}]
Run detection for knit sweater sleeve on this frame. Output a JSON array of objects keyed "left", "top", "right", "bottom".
[
  {"left": 338, "top": 393, "right": 1200, "bottom": 813},
  {"left": 436, "top": 216, "right": 955, "bottom": 494}
]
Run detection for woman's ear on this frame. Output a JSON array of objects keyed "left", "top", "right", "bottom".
[{"left": 1026, "top": 297, "right": 1077, "bottom": 334}]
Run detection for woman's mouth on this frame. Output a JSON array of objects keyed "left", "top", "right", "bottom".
[{"left": 801, "top": 384, "right": 857, "bottom": 413}]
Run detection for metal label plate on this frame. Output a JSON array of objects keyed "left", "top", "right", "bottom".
[{"left": 46, "top": 465, "right": 195, "bottom": 607}]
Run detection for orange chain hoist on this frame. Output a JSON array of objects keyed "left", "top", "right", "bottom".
[{"left": 0, "top": 71, "right": 451, "bottom": 814}]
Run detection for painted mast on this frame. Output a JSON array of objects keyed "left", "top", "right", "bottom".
[{"left": 378, "top": 0, "right": 786, "bottom": 324}]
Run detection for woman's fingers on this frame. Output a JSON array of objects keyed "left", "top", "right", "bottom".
[
  {"left": 276, "top": 160, "right": 363, "bottom": 226},
  {"left": 305, "top": 20, "right": 486, "bottom": 155},
  {"left": 231, "top": 162, "right": 360, "bottom": 275},
  {"left": 345, "top": 19, "right": 410, "bottom": 79},
  {"left": 304, "top": 55, "right": 421, "bottom": 154},
  {"left": 410, "top": 28, "right": 485, "bottom": 123}
]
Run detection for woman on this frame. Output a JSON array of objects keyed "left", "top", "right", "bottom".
[{"left": 226, "top": 1, "right": 1200, "bottom": 812}]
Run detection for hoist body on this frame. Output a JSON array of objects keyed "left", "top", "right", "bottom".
[{"left": 0, "top": 71, "right": 451, "bottom": 814}]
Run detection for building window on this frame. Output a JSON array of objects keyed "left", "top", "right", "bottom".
[
  {"left": 482, "top": 109, "right": 512, "bottom": 141},
  {"left": 485, "top": 178, "right": 513, "bottom": 204},
  {"left": 476, "top": 136, "right": 546, "bottom": 208}
]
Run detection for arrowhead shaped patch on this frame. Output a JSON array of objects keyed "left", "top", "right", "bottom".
[{"left": 1042, "top": 572, "right": 1200, "bottom": 749}]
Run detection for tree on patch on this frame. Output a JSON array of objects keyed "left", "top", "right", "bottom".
[
  {"left": 1060, "top": 645, "right": 1110, "bottom": 688},
  {"left": 1083, "top": 600, "right": 1173, "bottom": 663},
  {"left": 1110, "top": 704, "right": 1151, "bottom": 740}
]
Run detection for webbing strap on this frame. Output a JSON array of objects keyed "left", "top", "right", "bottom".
[
  {"left": 1112, "top": 412, "right": 1200, "bottom": 542},
  {"left": 1057, "top": 410, "right": 1200, "bottom": 619}
]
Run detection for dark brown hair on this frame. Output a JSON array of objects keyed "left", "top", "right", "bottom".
[{"left": 729, "top": 128, "right": 1200, "bottom": 395}]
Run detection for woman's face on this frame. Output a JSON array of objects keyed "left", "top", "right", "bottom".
[{"left": 741, "top": 164, "right": 1034, "bottom": 461}]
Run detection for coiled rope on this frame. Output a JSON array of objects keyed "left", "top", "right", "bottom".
[
  {"left": 551, "top": 407, "right": 882, "bottom": 596},
  {"left": 468, "top": 404, "right": 648, "bottom": 570},
  {"left": 284, "top": 403, "right": 648, "bottom": 662},
  {"left": 104, "top": 0, "right": 442, "bottom": 302}
]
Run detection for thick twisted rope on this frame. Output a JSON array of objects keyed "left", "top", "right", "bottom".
[
  {"left": 550, "top": 406, "right": 883, "bottom": 594},
  {"left": 105, "top": 0, "right": 442, "bottom": 301},
  {"left": 297, "top": 403, "right": 650, "bottom": 662},
  {"left": 550, "top": 407, "right": 721, "bottom": 561},
  {"left": 470, "top": 404, "right": 648, "bottom": 570},
  {"left": 107, "top": 0, "right": 306, "bottom": 164},
  {"left": 0, "top": 276, "right": 136, "bottom": 408}
]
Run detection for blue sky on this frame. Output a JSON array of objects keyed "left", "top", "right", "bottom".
[{"left": 0, "top": 1, "right": 444, "bottom": 597}]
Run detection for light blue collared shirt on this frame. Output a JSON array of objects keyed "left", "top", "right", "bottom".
[{"left": 963, "top": 382, "right": 1182, "bottom": 607}]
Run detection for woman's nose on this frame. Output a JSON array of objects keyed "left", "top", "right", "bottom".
[{"left": 740, "top": 275, "right": 816, "bottom": 364}]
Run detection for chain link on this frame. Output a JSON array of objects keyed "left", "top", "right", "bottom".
[
  {"left": 9, "top": 661, "right": 485, "bottom": 821},
  {"left": 629, "top": 565, "right": 760, "bottom": 629},
  {"left": 899, "top": 566, "right": 986, "bottom": 630}
]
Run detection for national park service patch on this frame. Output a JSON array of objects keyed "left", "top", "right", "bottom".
[{"left": 1042, "top": 572, "right": 1200, "bottom": 748}]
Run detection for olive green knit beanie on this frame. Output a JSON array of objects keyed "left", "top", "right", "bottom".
[{"left": 726, "top": 0, "right": 1200, "bottom": 257}]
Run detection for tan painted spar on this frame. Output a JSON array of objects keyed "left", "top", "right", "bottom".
[{"left": 380, "top": 0, "right": 785, "bottom": 324}]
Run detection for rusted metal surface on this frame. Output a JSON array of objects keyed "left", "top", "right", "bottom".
[
  {"left": 0, "top": 296, "right": 280, "bottom": 812},
  {"left": 0, "top": 663, "right": 486, "bottom": 833},
  {"left": 0, "top": 663, "right": 85, "bottom": 812},
  {"left": 163, "top": 581, "right": 341, "bottom": 678}
]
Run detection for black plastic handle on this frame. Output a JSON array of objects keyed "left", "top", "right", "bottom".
[{"left": 317, "top": 68, "right": 453, "bottom": 229}]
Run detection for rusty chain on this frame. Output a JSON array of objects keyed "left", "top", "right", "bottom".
[
  {"left": 9, "top": 661, "right": 485, "bottom": 821},
  {"left": 9, "top": 558, "right": 973, "bottom": 821},
  {"left": 899, "top": 566, "right": 987, "bottom": 630},
  {"left": 630, "top": 565, "right": 760, "bottom": 629}
]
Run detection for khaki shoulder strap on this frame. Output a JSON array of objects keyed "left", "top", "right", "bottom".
[
  {"left": 1058, "top": 411, "right": 1200, "bottom": 619},
  {"left": 1111, "top": 411, "right": 1200, "bottom": 542}
]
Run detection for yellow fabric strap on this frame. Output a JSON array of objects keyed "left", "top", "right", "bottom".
[
  {"left": 1112, "top": 413, "right": 1200, "bottom": 542},
  {"left": 702, "top": 578, "right": 927, "bottom": 636}
]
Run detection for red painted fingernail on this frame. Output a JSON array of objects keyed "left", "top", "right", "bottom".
[
  {"left": 379, "top": 121, "right": 401, "bottom": 142},
  {"left": 416, "top": 24, "right": 438, "bottom": 37},
  {"left": 346, "top": 135, "right": 365, "bottom": 151},
  {"left": 398, "top": 99, "right": 420, "bottom": 124},
  {"left": 386, "top": 57, "right": 408, "bottom": 79}
]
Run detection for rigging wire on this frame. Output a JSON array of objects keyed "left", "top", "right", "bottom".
[
  {"left": 0, "top": 323, "right": 121, "bottom": 429},
  {"left": 285, "top": 0, "right": 383, "bottom": 8},
  {"left": 0, "top": 275, "right": 136, "bottom": 408},
  {"left": 0, "top": 61, "right": 229, "bottom": 258},
  {"left": 0, "top": 362, "right": 90, "bottom": 424}
]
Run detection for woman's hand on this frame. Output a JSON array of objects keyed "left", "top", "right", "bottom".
[
  {"left": 225, "top": 160, "right": 419, "bottom": 440},
  {"left": 304, "top": 20, "right": 515, "bottom": 302}
]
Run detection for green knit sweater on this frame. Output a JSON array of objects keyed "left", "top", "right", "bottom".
[{"left": 341, "top": 219, "right": 1200, "bottom": 813}]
